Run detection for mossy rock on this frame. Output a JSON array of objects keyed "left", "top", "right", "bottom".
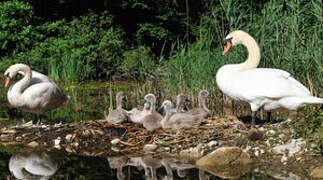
[
  {"left": 309, "top": 166, "right": 323, "bottom": 179},
  {"left": 196, "top": 147, "right": 253, "bottom": 179}
]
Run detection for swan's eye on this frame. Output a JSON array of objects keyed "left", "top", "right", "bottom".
[
  {"left": 223, "top": 37, "right": 233, "bottom": 46},
  {"left": 4, "top": 72, "right": 9, "bottom": 78}
]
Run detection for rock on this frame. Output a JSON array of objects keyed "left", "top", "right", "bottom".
[
  {"left": 65, "top": 147, "right": 73, "bottom": 153},
  {"left": 266, "top": 129, "right": 276, "bottom": 135},
  {"left": 143, "top": 144, "right": 158, "bottom": 152},
  {"left": 54, "top": 137, "right": 61, "bottom": 149},
  {"left": 309, "top": 166, "right": 323, "bottom": 179},
  {"left": 54, "top": 137, "right": 61, "bottom": 146},
  {"left": 196, "top": 147, "right": 252, "bottom": 179},
  {"left": 3, "top": 129, "right": 16, "bottom": 134},
  {"left": 28, "top": 141, "right": 39, "bottom": 148},
  {"left": 278, "top": 134, "right": 285, "bottom": 139},
  {"left": 196, "top": 147, "right": 252, "bottom": 166},
  {"left": 179, "top": 144, "right": 204, "bottom": 159},
  {"left": 111, "top": 147, "right": 120, "bottom": 152},
  {"left": 65, "top": 134, "right": 73, "bottom": 142},
  {"left": 207, "top": 141, "right": 218, "bottom": 147},
  {"left": 0, "top": 134, "right": 12, "bottom": 142},
  {"left": 272, "top": 138, "right": 305, "bottom": 157},
  {"left": 15, "top": 136, "right": 22, "bottom": 142},
  {"left": 280, "top": 154, "right": 288, "bottom": 164},
  {"left": 111, "top": 138, "right": 120, "bottom": 146}
]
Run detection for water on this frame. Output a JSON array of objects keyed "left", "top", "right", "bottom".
[{"left": 0, "top": 147, "right": 292, "bottom": 180}]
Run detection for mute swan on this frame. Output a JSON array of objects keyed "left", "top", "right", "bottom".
[
  {"left": 127, "top": 100, "right": 151, "bottom": 124},
  {"left": 107, "top": 156, "right": 128, "bottom": 180},
  {"left": 9, "top": 151, "right": 62, "bottom": 179},
  {"left": 127, "top": 155, "right": 163, "bottom": 180},
  {"left": 185, "top": 90, "right": 212, "bottom": 118},
  {"left": 141, "top": 94, "right": 163, "bottom": 131},
  {"left": 4, "top": 64, "right": 69, "bottom": 125},
  {"left": 160, "top": 100, "right": 202, "bottom": 130},
  {"left": 217, "top": 30, "right": 323, "bottom": 127},
  {"left": 157, "top": 93, "right": 190, "bottom": 115},
  {"left": 104, "top": 91, "right": 128, "bottom": 124}
]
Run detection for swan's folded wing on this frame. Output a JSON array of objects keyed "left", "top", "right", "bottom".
[{"left": 234, "top": 68, "right": 311, "bottom": 99}]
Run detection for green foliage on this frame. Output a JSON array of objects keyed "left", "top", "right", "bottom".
[
  {"left": 161, "top": 0, "right": 322, "bottom": 95},
  {"left": 0, "top": 0, "right": 40, "bottom": 56},
  {"left": 290, "top": 106, "right": 323, "bottom": 155},
  {"left": 119, "top": 46, "right": 157, "bottom": 81}
]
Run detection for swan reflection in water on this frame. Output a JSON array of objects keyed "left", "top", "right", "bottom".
[
  {"left": 9, "top": 150, "right": 64, "bottom": 180},
  {"left": 107, "top": 155, "right": 211, "bottom": 180}
]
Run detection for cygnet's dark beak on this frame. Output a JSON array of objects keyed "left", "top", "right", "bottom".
[
  {"left": 157, "top": 106, "right": 164, "bottom": 115},
  {"left": 208, "top": 94, "right": 213, "bottom": 99},
  {"left": 142, "top": 99, "right": 147, "bottom": 105},
  {"left": 185, "top": 98, "right": 191, "bottom": 102}
]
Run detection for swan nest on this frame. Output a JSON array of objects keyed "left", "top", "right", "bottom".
[{"left": 0, "top": 115, "right": 252, "bottom": 157}]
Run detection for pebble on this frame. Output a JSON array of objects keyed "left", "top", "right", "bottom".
[
  {"left": 15, "top": 136, "right": 22, "bottom": 142},
  {"left": 54, "top": 137, "right": 61, "bottom": 145},
  {"left": 28, "top": 141, "right": 39, "bottom": 148},
  {"left": 143, "top": 144, "right": 158, "bottom": 152},
  {"left": 258, "top": 127, "right": 266, "bottom": 132},
  {"left": 111, "top": 138, "right": 120, "bottom": 146},
  {"left": 3, "top": 129, "right": 16, "bottom": 134},
  {"left": 207, "top": 140, "right": 218, "bottom": 147},
  {"left": 111, "top": 147, "right": 120, "bottom": 152},
  {"left": 267, "top": 129, "right": 276, "bottom": 135},
  {"left": 0, "top": 134, "right": 11, "bottom": 142}
]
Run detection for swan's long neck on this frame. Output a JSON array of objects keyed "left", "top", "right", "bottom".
[
  {"left": 175, "top": 99, "right": 182, "bottom": 112},
  {"left": 116, "top": 96, "right": 123, "bottom": 110},
  {"left": 149, "top": 98, "right": 156, "bottom": 114},
  {"left": 161, "top": 107, "right": 171, "bottom": 126},
  {"left": 198, "top": 97, "right": 210, "bottom": 113},
  {"left": 12, "top": 65, "right": 32, "bottom": 94},
  {"left": 237, "top": 34, "right": 261, "bottom": 70}
]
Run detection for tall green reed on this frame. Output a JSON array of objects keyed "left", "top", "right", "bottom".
[{"left": 48, "top": 54, "right": 93, "bottom": 83}]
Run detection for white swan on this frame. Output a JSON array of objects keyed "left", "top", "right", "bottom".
[
  {"left": 104, "top": 91, "right": 128, "bottom": 124},
  {"left": 9, "top": 151, "right": 62, "bottom": 179},
  {"left": 217, "top": 30, "right": 323, "bottom": 127},
  {"left": 4, "top": 64, "right": 69, "bottom": 124}
]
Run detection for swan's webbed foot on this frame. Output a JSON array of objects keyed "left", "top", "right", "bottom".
[{"left": 251, "top": 111, "right": 256, "bottom": 128}]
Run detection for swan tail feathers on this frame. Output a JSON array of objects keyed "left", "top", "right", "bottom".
[{"left": 303, "top": 96, "right": 323, "bottom": 104}]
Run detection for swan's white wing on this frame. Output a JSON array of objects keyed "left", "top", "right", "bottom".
[
  {"left": 18, "top": 70, "right": 54, "bottom": 85},
  {"left": 230, "top": 68, "right": 311, "bottom": 100}
]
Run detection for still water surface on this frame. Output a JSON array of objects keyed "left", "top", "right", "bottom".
[{"left": 0, "top": 147, "right": 284, "bottom": 179}]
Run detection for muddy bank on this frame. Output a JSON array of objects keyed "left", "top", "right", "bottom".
[{"left": 1, "top": 116, "right": 322, "bottom": 179}]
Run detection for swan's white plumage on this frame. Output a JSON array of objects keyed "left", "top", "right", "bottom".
[
  {"left": 217, "top": 30, "right": 323, "bottom": 125},
  {"left": 5, "top": 64, "right": 68, "bottom": 115}
]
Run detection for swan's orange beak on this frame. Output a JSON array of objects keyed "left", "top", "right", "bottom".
[
  {"left": 4, "top": 77, "right": 10, "bottom": 88},
  {"left": 222, "top": 41, "right": 232, "bottom": 56}
]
